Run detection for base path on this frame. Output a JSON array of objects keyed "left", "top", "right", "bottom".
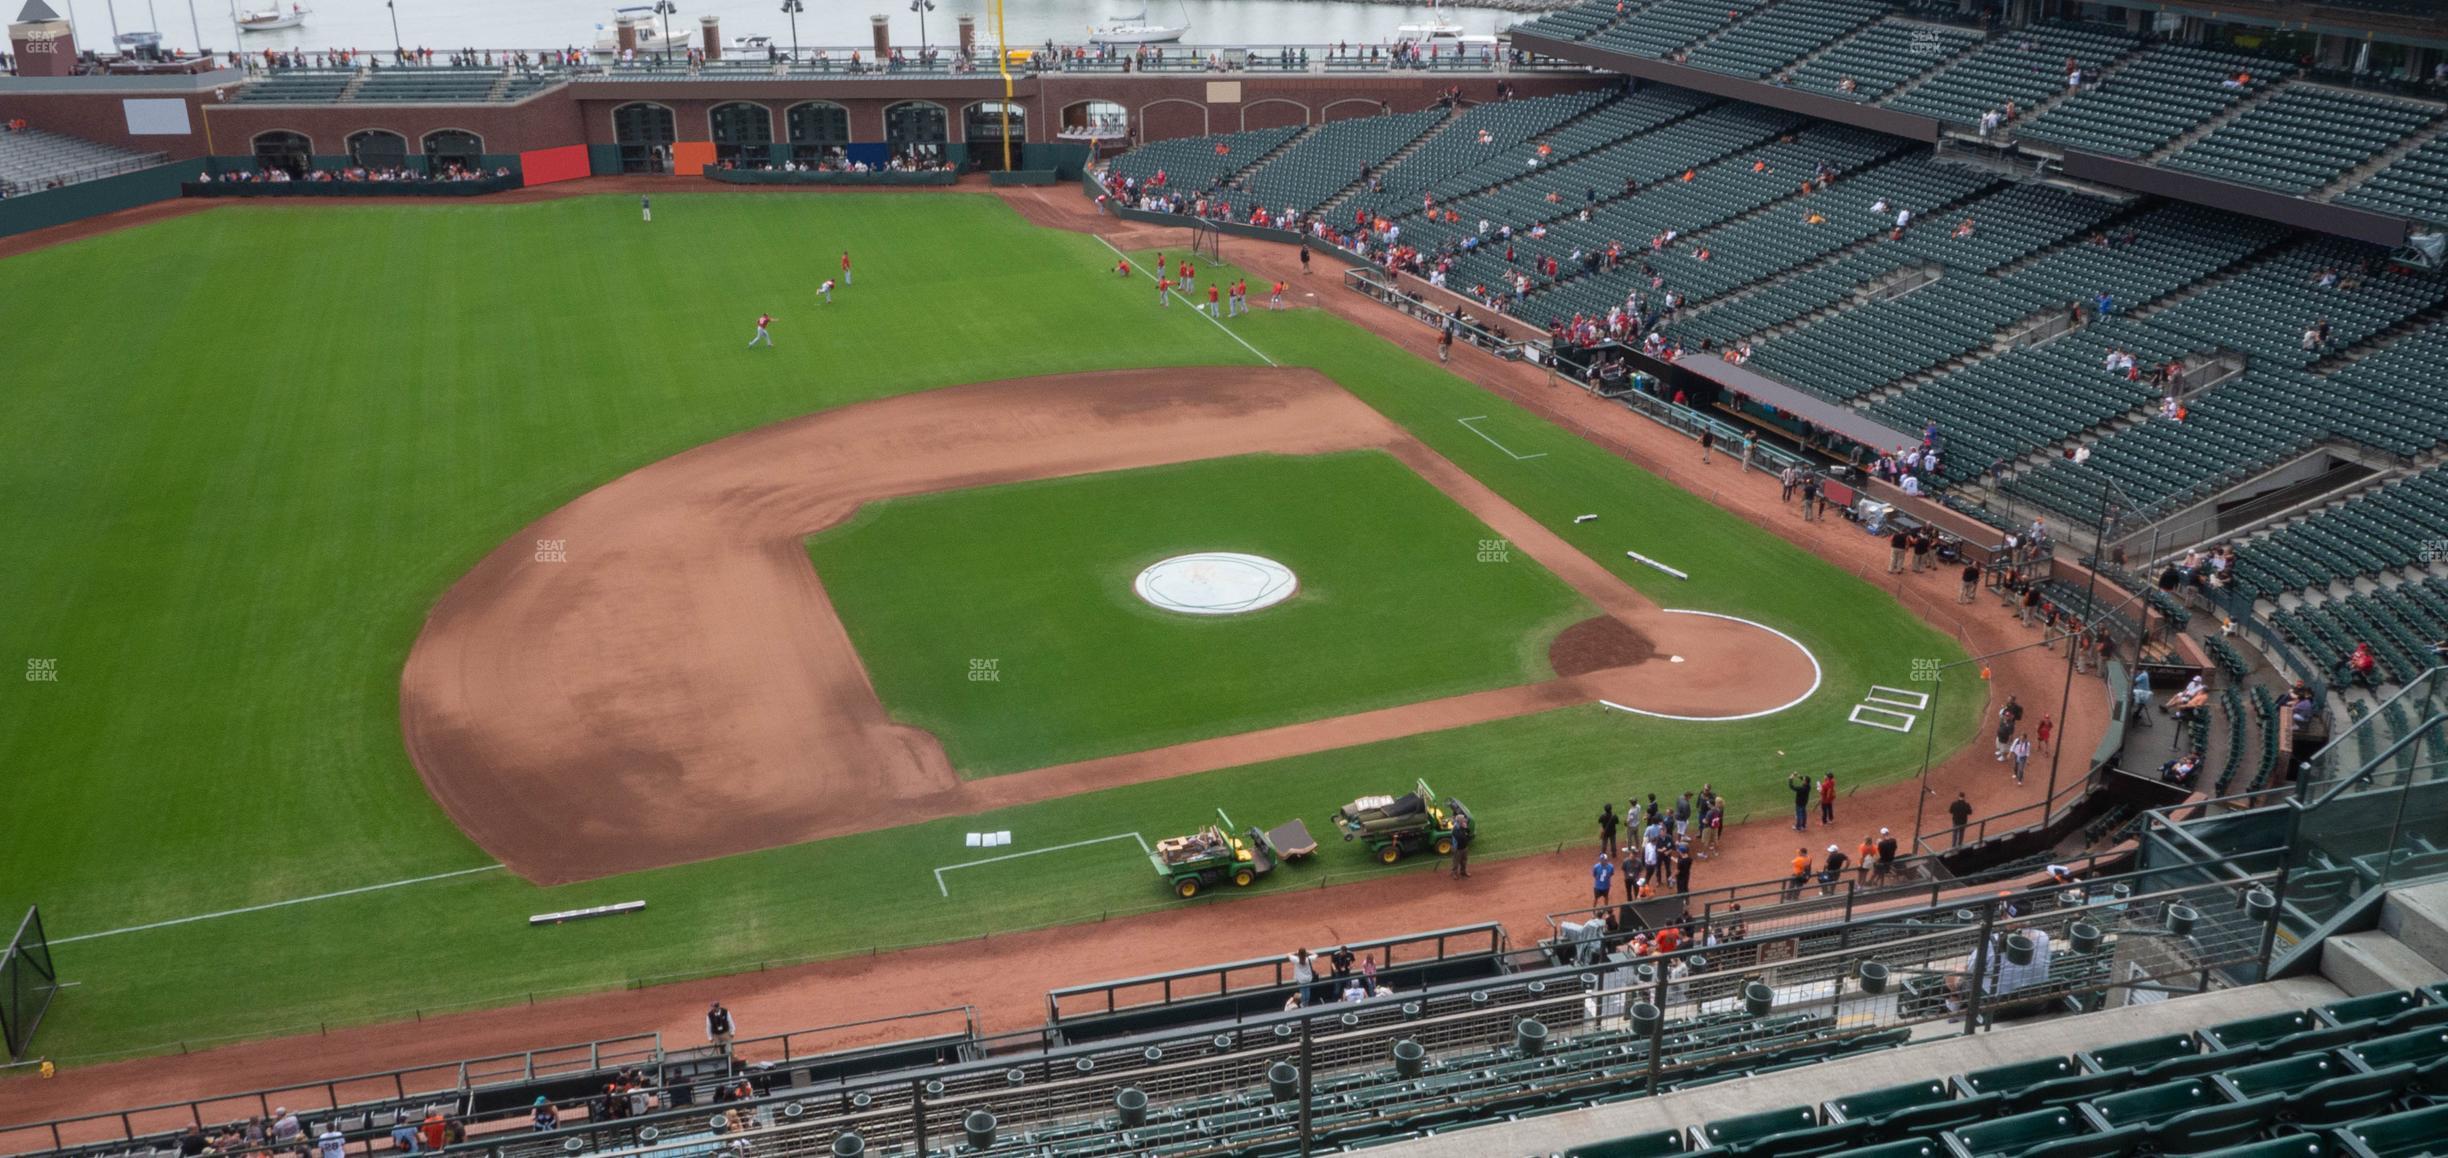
[{"left": 402, "top": 367, "right": 1814, "bottom": 884}]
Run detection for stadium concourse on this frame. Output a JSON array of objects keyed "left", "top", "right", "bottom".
[{"left": 0, "top": 175, "right": 2108, "bottom": 1130}]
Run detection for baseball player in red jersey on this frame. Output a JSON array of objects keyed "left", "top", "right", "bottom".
[
  {"left": 747, "top": 313, "right": 774, "bottom": 348},
  {"left": 1156, "top": 276, "right": 1172, "bottom": 306},
  {"left": 1205, "top": 283, "right": 1220, "bottom": 317},
  {"left": 1269, "top": 280, "right": 1285, "bottom": 309},
  {"left": 839, "top": 250, "right": 853, "bottom": 285}
]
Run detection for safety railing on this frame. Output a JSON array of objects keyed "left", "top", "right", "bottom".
[
  {"left": 1045, "top": 924, "right": 1507, "bottom": 1027},
  {"left": 1, "top": 1034, "right": 662, "bottom": 1156},
  {"left": 442, "top": 864, "right": 2278, "bottom": 1158}
]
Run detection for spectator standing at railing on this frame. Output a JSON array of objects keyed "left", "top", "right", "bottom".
[
  {"left": 706, "top": 1000, "right": 737, "bottom": 1046},
  {"left": 1949, "top": 793, "right": 1974, "bottom": 846},
  {"left": 530, "top": 1098, "right": 559, "bottom": 1132},
  {"left": 1875, "top": 829, "right": 1899, "bottom": 883}
]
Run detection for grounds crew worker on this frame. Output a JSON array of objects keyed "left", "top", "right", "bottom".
[{"left": 706, "top": 1001, "right": 737, "bottom": 1047}]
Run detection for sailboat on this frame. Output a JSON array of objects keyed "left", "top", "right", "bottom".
[{"left": 1088, "top": 0, "right": 1186, "bottom": 45}]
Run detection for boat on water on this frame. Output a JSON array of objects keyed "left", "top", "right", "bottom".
[
  {"left": 237, "top": 4, "right": 309, "bottom": 32},
  {"left": 1089, "top": 2, "right": 1186, "bottom": 45},
  {"left": 1395, "top": 1, "right": 1497, "bottom": 47},
  {"left": 591, "top": 4, "right": 693, "bottom": 55}
]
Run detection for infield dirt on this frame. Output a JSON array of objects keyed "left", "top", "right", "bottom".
[{"left": 401, "top": 367, "right": 1817, "bottom": 884}]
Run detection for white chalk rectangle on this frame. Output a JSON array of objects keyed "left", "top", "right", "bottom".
[
  {"left": 965, "top": 833, "right": 983, "bottom": 847},
  {"left": 993, "top": 831, "right": 1012, "bottom": 847},
  {"left": 1866, "top": 686, "right": 1930, "bottom": 710},
  {"left": 1849, "top": 705, "right": 1918, "bottom": 733}
]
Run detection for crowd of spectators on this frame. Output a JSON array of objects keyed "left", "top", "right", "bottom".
[{"left": 198, "top": 162, "right": 510, "bottom": 185}]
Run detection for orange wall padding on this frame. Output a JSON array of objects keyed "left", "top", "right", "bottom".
[
  {"left": 519, "top": 144, "right": 590, "bottom": 186},
  {"left": 671, "top": 141, "right": 716, "bottom": 176}
]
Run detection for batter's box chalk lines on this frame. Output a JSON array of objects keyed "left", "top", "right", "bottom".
[
  {"left": 51, "top": 864, "right": 509, "bottom": 944},
  {"left": 1865, "top": 685, "right": 1931, "bottom": 710},
  {"left": 1598, "top": 610, "right": 1822, "bottom": 723},
  {"left": 934, "top": 832, "right": 1152, "bottom": 898},
  {"left": 1457, "top": 416, "right": 1549, "bottom": 460},
  {"left": 1850, "top": 704, "right": 1919, "bottom": 733},
  {"left": 1090, "top": 234, "right": 1278, "bottom": 368}
]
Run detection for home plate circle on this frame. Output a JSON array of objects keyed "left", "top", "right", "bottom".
[{"left": 1135, "top": 553, "right": 1297, "bottom": 616}]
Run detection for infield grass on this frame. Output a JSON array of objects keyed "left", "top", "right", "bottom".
[
  {"left": 809, "top": 451, "right": 1594, "bottom": 775},
  {"left": 0, "top": 193, "right": 1983, "bottom": 1063}
]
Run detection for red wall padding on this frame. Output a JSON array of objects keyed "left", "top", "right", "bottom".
[{"left": 519, "top": 144, "right": 590, "bottom": 187}]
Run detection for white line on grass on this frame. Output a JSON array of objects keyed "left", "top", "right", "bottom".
[
  {"left": 934, "top": 833, "right": 1150, "bottom": 898},
  {"left": 1090, "top": 234, "right": 1278, "bottom": 367},
  {"left": 1456, "top": 416, "right": 1548, "bottom": 460},
  {"left": 51, "top": 864, "right": 508, "bottom": 944},
  {"left": 1598, "top": 610, "right": 1824, "bottom": 723}
]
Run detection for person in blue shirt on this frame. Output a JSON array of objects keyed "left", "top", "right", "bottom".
[{"left": 1591, "top": 855, "right": 1616, "bottom": 904}]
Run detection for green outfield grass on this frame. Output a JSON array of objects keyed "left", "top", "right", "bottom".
[
  {"left": 809, "top": 451, "right": 1594, "bottom": 775},
  {"left": 0, "top": 193, "right": 1983, "bottom": 1063}
]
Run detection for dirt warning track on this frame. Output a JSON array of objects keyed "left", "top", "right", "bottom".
[{"left": 400, "top": 367, "right": 1815, "bottom": 883}]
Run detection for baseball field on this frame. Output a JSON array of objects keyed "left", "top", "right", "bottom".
[{"left": 0, "top": 192, "right": 1979, "bottom": 1063}]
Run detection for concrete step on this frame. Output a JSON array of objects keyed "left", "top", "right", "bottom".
[
  {"left": 2320, "top": 929, "right": 2448, "bottom": 997},
  {"left": 2381, "top": 879, "right": 2448, "bottom": 971}
]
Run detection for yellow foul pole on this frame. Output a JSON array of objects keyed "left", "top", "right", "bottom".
[{"left": 993, "top": 0, "right": 1013, "bottom": 171}]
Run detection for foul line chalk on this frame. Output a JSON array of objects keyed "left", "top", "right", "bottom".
[
  {"left": 1458, "top": 416, "right": 1549, "bottom": 460},
  {"left": 934, "top": 832, "right": 1151, "bottom": 898},
  {"left": 1624, "top": 549, "right": 1689, "bottom": 580},
  {"left": 52, "top": 864, "right": 509, "bottom": 944},
  {"left": 1597, "top": 610, "right": 1822, "bottom": 723},
  {"left": 1090, "top": 235, "right": 1277, "bottom": 368}
]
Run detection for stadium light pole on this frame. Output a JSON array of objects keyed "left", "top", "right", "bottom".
[
  {"left": 2042, "top": 478, "right": 2125, "bottom": 808},
  {"left": 385, "top": 0, "right": 402, "bottom": 54},
  {"left": 909, "top": 0, "right": 934, "bottom": 61},
  {"left": 653, "top": 0, "right": 676, "bottom": 64},
  {"left": 780, "top": 0, "right": 802, "bottom": 63}
]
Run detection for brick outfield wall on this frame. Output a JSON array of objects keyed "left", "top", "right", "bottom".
[{"left": 1, "top": 70, "right": 1609, "bottom": 165}]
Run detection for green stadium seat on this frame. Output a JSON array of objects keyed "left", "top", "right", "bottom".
[
  {"left": 2000, "top": 1069, "right": 2134, "bottom": 1115},
  {"left": 1703, "top": 1105, "right": 1823, "bottom": 1148},
  {"left": 2345, "top": 1028, "right": 2448, "bottom": 1071},
  {"left": 2218, "top": 1053, "right": 2357, "bottom": 1102},
  {"left": 1958, "top": 1057, "right": 2079, "bottom": 1099},
  {"left": 1949, "top": 1107, "right": 2088, "bottom": 1157},
  {"left": 1727, "top": 1121, "right": 1868, "bottom": 1158},
  {"left": 2143, "top": 1095, "right": 2284, "bottom": 1154},
  {"left": 1844, "top": 1142, "right": 1943, "bottom": 1158},
  {"left": 2021, "top": 1126, "right": 2147, "bottom": 1158},
  {"left": 1567, "top": 1130, "right": 1693, "bottom": 1158},
  {"left": 2203, "top": 1010, "right": 2320, "bottom": 1051},
  {"left": 2082, "top": 1034, "right": 2199, "bottom": 1073},
  {"left": 2283, "top": 1064, "right": 2420, "bottom": 1128},
  {"left": 1873, "top": 1092, "right": 2003, "bottom": 1139},
  {"left": 2321, "top": 992, "right": 2423, "bottom": 1028},
  {"left": 2192, "top": 1137, "right": 2332, "bottom": 1158},
  {"left": 2085, "top": 1078, "right": 2220, "bottom": 1128},
  {"left": 1825, "top": 1080, "right": 1953, "bottom": 1125},
  {"left": 2332, "top": 1101, "right": 2448, "bottom": 1157}
]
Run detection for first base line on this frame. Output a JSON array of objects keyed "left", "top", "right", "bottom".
[
  {"left": 1457, "top": 417, "right": 1549, "bottom": 460},
  {"left": 934, "top": 833, "right": 1151, "bottom": 898},
  {"left": 51, "top": 864, "right": 510, "bottom": 945}
]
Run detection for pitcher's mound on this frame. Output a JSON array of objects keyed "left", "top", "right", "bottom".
[{"left": 1550, "top": 615, "right": 1657, "bottom": 677}]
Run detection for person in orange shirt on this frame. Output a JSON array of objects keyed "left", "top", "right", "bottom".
[
  {"left": 1269, "top": 280, "right": 1285, "bottom": 309},
  {"left": 1786, "top": 848, "right": 1811, "bottom": 901},
  {"left": 1856, "top": 835, "right": 1876, "bottom": 883},
  {"left": 1156, "top": 275, "right": 1172, "bottom": 306},
  {"left": 1206, "top": 283, "right": 1220, "bottom": 318}
]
